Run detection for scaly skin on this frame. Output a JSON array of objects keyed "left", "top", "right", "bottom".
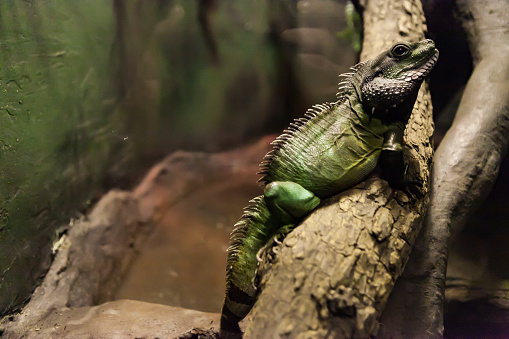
[{"left": 220, "top": 40, "right": 439, "bottom": 338}]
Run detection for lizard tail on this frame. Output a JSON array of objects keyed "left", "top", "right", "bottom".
[{"left": 220, "top": 195, "right": 278, "bottom": 338}]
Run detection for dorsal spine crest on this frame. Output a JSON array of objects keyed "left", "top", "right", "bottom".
[
  {"left": 258, "top": 61, "right": 368, "bottom": 184},
  {"left": 257, "top": 102, "right": 336, "bottom": 183},
  {"left": 336, "top": 61, "right": 367, "bottom": 101}
]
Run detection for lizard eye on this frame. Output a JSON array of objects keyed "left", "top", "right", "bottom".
[{"left": 391, "top": 44, "right": 410, "bottom": 57}]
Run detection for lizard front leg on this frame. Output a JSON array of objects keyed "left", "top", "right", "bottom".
[
  {"left": 260, "top": 181, "right": 321, "bottom": 261},
  {"left": 220, "top": 182, "right": 320, "bottom": 338},
  {"left": 379, "top": 122, "right": 422, "bottom": 197},
  {"left": 264, "top": 181, "right": 321, "bottom": 223},
  {"left": 257, "top": 181, "right": 321, "bottom": 269}
]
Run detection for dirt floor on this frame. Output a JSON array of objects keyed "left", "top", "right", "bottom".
[{"left": 114, "top": 172, "right": 262, "bottom": 312}]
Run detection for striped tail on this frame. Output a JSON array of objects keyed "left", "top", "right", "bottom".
[{"left": 220, "top": 195, "right": 280, "bottom": 338}]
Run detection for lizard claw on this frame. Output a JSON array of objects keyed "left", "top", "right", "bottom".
[{"left": 256, "top": 247, "right": 264, "bottom": 262}]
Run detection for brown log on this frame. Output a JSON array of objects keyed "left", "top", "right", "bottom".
[{"left": 244, "top": 1, "right": 433, "bottom": 337}]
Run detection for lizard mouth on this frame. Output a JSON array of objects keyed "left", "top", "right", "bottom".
[{"left": 398, "top": 49, "right": 439, "bottom": 82}]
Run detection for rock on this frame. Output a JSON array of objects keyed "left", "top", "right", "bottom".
[{"left": 3, "top": 300, "right": 219, "bottom": 339}]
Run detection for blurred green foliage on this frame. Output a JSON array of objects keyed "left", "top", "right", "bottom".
[
  {"left": 115, "top": 0, "right": 280, "bottom": 157},
  {"left": 337, "top": 2, "right": 362, "bottom": 52}
]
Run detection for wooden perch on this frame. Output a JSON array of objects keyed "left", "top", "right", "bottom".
[{"left": 244, "top": 0, "right": 433, "bottom": 337}]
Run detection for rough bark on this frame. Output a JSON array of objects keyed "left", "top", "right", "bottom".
[
  {"left": 244, "top": 1, "right": 433, "bottom": 337},
  {"left": 379, "top": 0, "right": 509, "bottom": 337}
]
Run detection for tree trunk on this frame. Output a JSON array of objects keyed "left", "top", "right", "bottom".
[
  {"left": 379, "top": 0, "right": 509, "bottom": 337},
  {"left": 244, "top": 1, "right": 433, "bottom": 337}
]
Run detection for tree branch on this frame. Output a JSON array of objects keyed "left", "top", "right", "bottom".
[{"left": 244, "top": 1, "right": 433, "bottom": 337}]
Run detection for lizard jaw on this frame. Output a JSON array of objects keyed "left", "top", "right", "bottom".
[{"left": 398, "top": 48, "right": 439, "bottom": 83}]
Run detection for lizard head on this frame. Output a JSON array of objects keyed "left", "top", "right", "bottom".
[{"left": 360, "top": 39, "right": 439, "bottom": 121}]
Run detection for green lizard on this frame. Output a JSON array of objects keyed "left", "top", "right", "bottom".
[{"left": 220, "top": 40, "right": 438, "bottom": 338}]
